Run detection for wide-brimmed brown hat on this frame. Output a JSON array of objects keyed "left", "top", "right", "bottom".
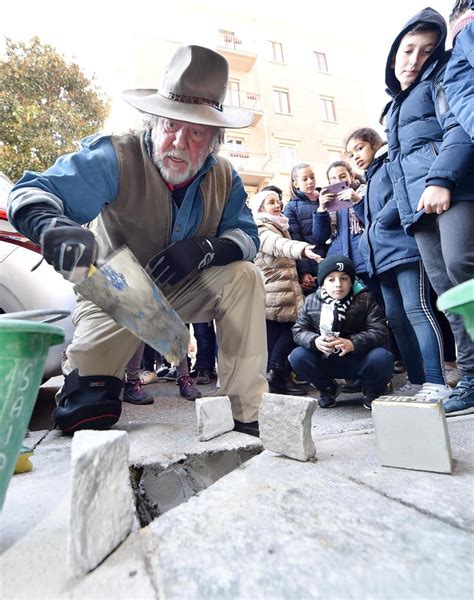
[{"left": 122, "top": 45, "right": 254, "bottom": 129}]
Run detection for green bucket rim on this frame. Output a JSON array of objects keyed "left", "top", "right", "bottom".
[
  {"left": 437, "top": 279, "right": 474, "bottom": 312},
  {"left": 0, "top": 319, "right": 65, "bottom": 343}
]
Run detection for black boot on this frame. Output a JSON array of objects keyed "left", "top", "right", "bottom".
[
  {"left": 282, "top": 377, "right": 309, "bottom": 396},
  {"left": 233, "top": 420, "right": 259, "bottom": 437},
  {"left": 267, "top": 368, "right": 287, "bottom": 394},
  {"left": 53, "top": 369, "right": 122, "bottom": 434},
  {"left": 267, "top": 367, "right": 308, "bottom": 395}
]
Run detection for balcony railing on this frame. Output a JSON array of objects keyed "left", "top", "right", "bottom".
[
  {"left": 218, "top": 31, "right": 243, "bottom": 51},
  {"left": 226, "top": 90, "right": 262, "bottom": 112},
  {"left": 217, "top": 31, "right": 257, "bottom": 70},
  {"left": 219, "top": 150, "right": 271, "bottom": 174}
]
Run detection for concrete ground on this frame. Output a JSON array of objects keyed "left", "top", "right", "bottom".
[{"left": 1, "top": 375, "right": 473, "bottom": 599}]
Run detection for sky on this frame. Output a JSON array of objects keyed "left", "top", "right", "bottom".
[{"left": 1, "top": 0, "right": 454, "bottom": 130}]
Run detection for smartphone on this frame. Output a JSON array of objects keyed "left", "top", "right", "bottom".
[
  {"left": 320, "top": 180, "right": 351, "bottom": 211},
  {"left": 320, "top": 180, "right": 350, "bottom": 195}
]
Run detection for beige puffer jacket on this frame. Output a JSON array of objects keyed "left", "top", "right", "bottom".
[{"left": 254, "top": 213, "right": 314, "bottom": 322}]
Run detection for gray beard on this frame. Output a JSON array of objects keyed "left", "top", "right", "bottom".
[{"left": 153, "top": 149, "right": 208, "bottom": 185}]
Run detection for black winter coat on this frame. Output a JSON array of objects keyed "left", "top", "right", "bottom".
[{"left": 292, "top": 287, "right": 390, "bottom": 355}]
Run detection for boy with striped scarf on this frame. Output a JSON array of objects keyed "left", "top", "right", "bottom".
[{"left": 289, "top": 255, "right": 394, "bottom": 410}]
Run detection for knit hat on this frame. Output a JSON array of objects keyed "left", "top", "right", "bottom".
[
  {"left": 318, "top": 255, "right": 356, "bottom": 285},
  {"left": 248, "top": 190, "right": 280, "bottom": 217}
]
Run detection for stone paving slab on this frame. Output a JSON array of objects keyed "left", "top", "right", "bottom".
[
  {"left": 148, "top": 431, "right": 473, "bottom": 599},
  {"left": 2, "top": 380, "right": 472, "bottom": 599},
  {"left": 0, "top": 498, "right": 156, "bottom": 600},
  {"left": 314, "top": 415, "right": 474, "bottom": 532},
  {"left": 120, "top": 393, "right": 262, "bottom": 467},
  {"left": 69, "top": 431, "right": 135, "bottom": 577},
  {"left": 0, "top": 430, "right": 71, "bottom": 554}
]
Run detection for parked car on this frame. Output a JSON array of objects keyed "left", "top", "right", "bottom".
[{"left": 0, "top": 173, "right": 76, "bottom": 380}]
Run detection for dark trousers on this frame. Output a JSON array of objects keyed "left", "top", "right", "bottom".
[
  {"left": 414, "top": 203, "right": 474, "bottom": 378},
  {"left": 289, "top": 346, "right": 394, "bottom": 394},
  {"left": 266, "top": 320, "right": 296, "bottom": 371},
  {"left": 193, "top": 321, "right": 217, "bottom": 372}
]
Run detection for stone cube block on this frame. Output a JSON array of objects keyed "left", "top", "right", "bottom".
[
  {"left": 259, "top": 393, "right": 316, "bottom": 461},
  {"left": 69, "top": 430, "right": 135, "bottom": 577},
  {"left": 196, "top": 396, "right": 234, "bottom": 441},
  {"left": 372, "top": 396, "right": 453, "bottom": 474}
]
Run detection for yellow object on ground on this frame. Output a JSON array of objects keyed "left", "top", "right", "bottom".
[{"left": 14, "top": 447, "right": 34, "bottom": 474}]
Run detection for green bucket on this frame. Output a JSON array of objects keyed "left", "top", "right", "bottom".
[
  {"left": 0, "top": 319, "right": 64, "bottom": 511},
  {"left": 437, "top": 279, "right": 474, "bottom": 342}
]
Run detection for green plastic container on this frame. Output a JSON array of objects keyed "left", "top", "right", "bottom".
[
  {"left": 0, "top": 319, "right": 64, "bottom": 511},
  {"left": 437, "top": 279, "right": 474, "bottom": 342}
]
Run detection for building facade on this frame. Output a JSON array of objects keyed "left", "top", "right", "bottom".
[{"left": 107, "top": 6, "right": 376, "bottom": 200}]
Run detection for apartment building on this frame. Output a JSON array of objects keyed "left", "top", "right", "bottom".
[{"left": 109, "top": 5, "right": 376, "bottom": 199}]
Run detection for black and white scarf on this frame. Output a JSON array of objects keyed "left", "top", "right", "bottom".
[{"left": 319, "top": 286, "right": 354, "bottom": 336}]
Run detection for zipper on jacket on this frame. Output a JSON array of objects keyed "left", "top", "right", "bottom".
[{"left": 430, "top": 142, "right": 439, "bottom": 157}]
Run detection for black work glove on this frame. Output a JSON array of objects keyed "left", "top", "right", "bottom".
[
  {"left": 41, "top": 224, "right": 98, "bottom": 282},
  {"left": 146, "top": 237, "right": 215, "bottom": 286}
]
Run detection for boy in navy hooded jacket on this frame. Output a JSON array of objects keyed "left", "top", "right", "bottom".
[
  {"left": 385, "top": 6, "right": 474, "bottom": 416},
  {"left": 443, "top": 0, "right": 474, "bottom": 140}
]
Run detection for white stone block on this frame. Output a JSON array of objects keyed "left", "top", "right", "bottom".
[
  {"left": 196, "top": 396, "right": 234, "bottom": 441},
  {"left": 259, "top": 393, "right": 316, "bottom": 461},
  {"left": 68, "top": 430, "right": 135, "bottom": 577},
  {"left": 372, "top": 396, "right": 453, "bottom": 474}
]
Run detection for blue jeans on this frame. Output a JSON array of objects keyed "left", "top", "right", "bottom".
[
  {"left": 379, "top": 261, "right": 445, "bottom": 385},
  {"left": 289, "top": 346, "right": 394, "bottom": 394},
  {"left": 193, "top": 321, "right": 217, "bottom": 372},
  {"left": 414, "top": 204, "right": 474, "bottom": 378}
]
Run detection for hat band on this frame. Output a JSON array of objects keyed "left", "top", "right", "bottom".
[{"left": 158, "top": 89, "right": 223, "bottom": 112}]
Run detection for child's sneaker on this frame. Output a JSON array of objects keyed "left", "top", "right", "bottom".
[
  {"left": 156, "top": 365, "right": 171, "bottom": 379},
  {"left": 445, "top": 365, "right": 461, "bottom": 388},
  {"left": 362, "top": 383, "right": 394, "bottom": 409},
  {"left": 362, "top": 392, "right": 381, "bottom": 410},
  {"left": 139, "top": 370, "right": 158, "bottom": 385},
  {"left": 123, "top": 380, "right": 154, "bottom": 405},
  {"left": 196, "top": 370, "right": 212, "bottom": 385},
  {"left": 164, "top": 366, "right": 178, "bottom": 381},
  {"left": 443, "top": 377, "right": 474, "bottom": 417},
  {"left": 393, "top": 360, "right": 406, "bottom": 374},
  {"left": 340, "top": 379, "right": 362, "bottom": 394},
  {"left": 390, "top": 382, "right": 423, "bottom": 396},
  {"left": 178, "top": 375, "right": 202, "bottom": 401},
  {"left": 317, "top": 381, "right": 339, "bottom": 409},
  {"left": 413, "top": 383, "right": 451, "bottom": 402}
]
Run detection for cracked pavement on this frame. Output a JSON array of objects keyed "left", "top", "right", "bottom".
[{"left": 1, "top": 377, "right": 473, "bottom": 599}]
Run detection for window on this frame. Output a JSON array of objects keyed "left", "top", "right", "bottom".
[
  {"left": 225, "top": 137, "right": 248, "bottom": 171},
  {"left": 273, "top": 88, "right": 291, "bottom": 114},
  {"left": 226, "top": 137, "right": 246, "bottom": 152},
  {"left": 279, "top": 144, "right": 297, "bottom": 172},
  {"left": 226, "top": 80, "right": 241, "bottom": 107},
  {"left": 270, "top": 41, "right": 284, "bottom": 63},
  {"left": 320, "top": 96, "right": 337, "bottom": 122},
  {"left": 314, "top": 51, "right": 328, "bottom": 73}
]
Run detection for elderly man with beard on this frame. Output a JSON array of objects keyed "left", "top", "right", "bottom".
[{"left": 7, "top": 45, "right": 267, "bottom": 437}]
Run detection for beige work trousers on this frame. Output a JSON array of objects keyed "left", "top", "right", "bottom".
[{"left": 63, "top": 261, "right": 268, "bottom": 422}]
